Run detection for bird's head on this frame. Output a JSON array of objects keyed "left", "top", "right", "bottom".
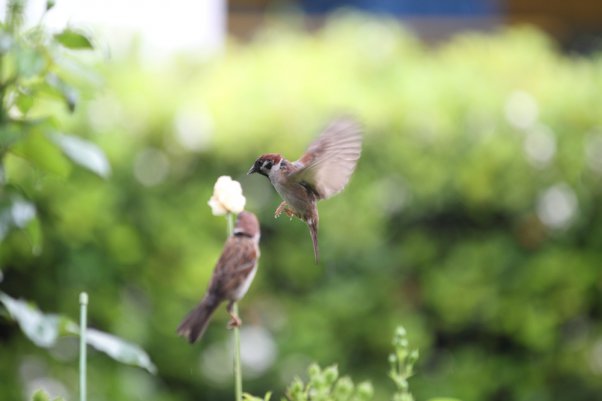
[
  {"left": 234, "top": 211, "right": 260, "bottom": 240},
  {"left": 247, "top": 153, "right": 283, "bottom": 177}
]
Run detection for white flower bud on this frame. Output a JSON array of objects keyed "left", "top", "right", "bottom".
[{"left": 208, "top": 176, "right": 246, "bottom": 215}]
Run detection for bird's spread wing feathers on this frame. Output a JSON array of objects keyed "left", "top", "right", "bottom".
[{"left": 291, "top": 117, "right": 362, "bottom": 200}]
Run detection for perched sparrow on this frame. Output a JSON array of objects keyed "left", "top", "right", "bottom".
[
  {"left": 177, "top": 211, "right": 260, "bottom": 344},
  {"left": 248, "top": 117, "right": 362, "bottom": 263}
]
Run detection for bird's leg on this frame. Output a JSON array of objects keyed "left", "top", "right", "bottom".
[
  {"left": 274, "top": 201, "right": 287, "bottom": 218},
  {"left": 274, "top": 201, "right": 296, "bottom": 219},
  {"left": 226, "top": 301, "right": 242, "bottom": 328}
]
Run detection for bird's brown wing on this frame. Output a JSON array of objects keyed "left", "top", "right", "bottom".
[
  {"left": 291, "top": 117, "right": 362, "bottom": 200},
  {"left": 209, "top": 236, "right": 258, "bottom": 299}
]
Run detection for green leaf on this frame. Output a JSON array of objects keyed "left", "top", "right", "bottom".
[
  {"left": 10, "top": 130, "right": 71, "bottom": 177},
  {"left": 15, "top": 46, "right": 46, "bottom": 78},
  {"left": 427, "top": 399, "right": 463, "bottom": 401},
  {"left": 45, "top": 74, "right": 78, "bottom": 112},
  {"left": 0, "top": 209, "right": 12, "bottom": 243},
  {"left": 25, "top": 215, "right": 42, "bottom": 255},
  {"left": 355, "top": 382, "right": 374, "bottom": 401},
  {"left": 0, "top": 33, "right": 14, "bottom": 54},
  {"left": 16, "top": 92, "right": 35, "bottom": 114},
  {"left": 243, "top": 393, "right": 271, "bottom": 401},
  {"left": 9, "top": 198, "right": 36, "bottom": 228},
  {"left": 0, "top": 197, "right": 38, "bottom": 248},
  {"left": 32, "top": 389, "right": 51, "bottom": 401},
  {"left": 85, "top": 329, "right": 157, "bottom": 374},
  {"left": 0, "top": 292, "right": 72, "bottom": 347},
  {"left": 0, "top": 122, "right": 22, "bottom": 150},
  {"left": 0, "top": 291, "right": 156, "bottom": 374},
  {"left": 50, "top": 133, "right": 111, "bottom": 178},
  {"left": 54, "top": 29, "right": 93, "bottom": 50},
  {"left": 31, "top": 389, "right": 64, "bottom": 401}
]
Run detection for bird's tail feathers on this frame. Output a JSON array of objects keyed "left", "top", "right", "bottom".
[
  {"left": 177, "top": 295, "right": 220, "bottom": 343},
  {"left": 308, "top": 218, "right": 319, "bottom": 264}
]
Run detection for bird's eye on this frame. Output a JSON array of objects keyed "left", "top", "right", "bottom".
[{"left": 263, "top": 161, "right": 273, "bottom": 170}]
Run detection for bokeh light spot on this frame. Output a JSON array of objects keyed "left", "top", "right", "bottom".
[
  {"left": 240, "top": 326, "right": 277, "bottom": 378},
  {"left": 524, "top": 124, "right": 556, "bottom": 168},
  {"left": 133, "top": 148, "right": 170, "bottom": 186},
  {"left": 505, "top": 90, "right": 539, "bottom": 130},
  {"left": 536, "top": 183, "right": 578, "bottom": 230},
  {"left": 200, "top": 340, "right": 232, "bottom": 385},
  {"left": 585, "top": 131, "right": 602, "bottom": 174},
  {"left": 174, "top": 110, "right": 213, "bottom": 152}
]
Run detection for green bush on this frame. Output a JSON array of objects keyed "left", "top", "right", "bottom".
[{"left": 2, "top": 12, "right": 602, "bottom": 401}]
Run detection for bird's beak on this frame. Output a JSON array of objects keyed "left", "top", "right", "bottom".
[{"left": 247, "top": 164, "right": 258, "bottom": 175}]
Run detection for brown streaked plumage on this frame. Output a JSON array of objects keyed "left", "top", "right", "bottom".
[
  {"left": 248, "top": 117, "right": 362, "bottom": 263},
  {"left": 177, "top": 211, "right": 260, "bottom": 344}
]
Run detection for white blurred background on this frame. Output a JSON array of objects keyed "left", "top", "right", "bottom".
[{"left": 0, "top": 0, "right": 226, "bottom": 58}]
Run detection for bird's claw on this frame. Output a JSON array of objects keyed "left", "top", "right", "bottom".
[
  {"left": 227, "top": 315, "right": 242, "bottom": 329},
  {"left": 275, "top": 202, "right": 295, "bottom": 219},
  {"left": 275, "top": 202, "right": 286, "bottom": 218}
]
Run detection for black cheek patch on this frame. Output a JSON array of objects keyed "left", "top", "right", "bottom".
[{"left": 257, "top": 161, "right": 269, "bottom": 177}]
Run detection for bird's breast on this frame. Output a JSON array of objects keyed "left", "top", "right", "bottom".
[
  {"left": 231, "top": 263, "right": 257, "bottom": 301},
  {"left": 273, "top": 180, "right": 313, "bottom": 215}
]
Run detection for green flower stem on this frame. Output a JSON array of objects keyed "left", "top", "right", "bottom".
[
  {"left": 227, "top": 213, "right": 242, "bottom": 401},
  {"left": 227, "top": 212, "right": 235, "bottom": 238},
  {"left": 233, "top": 302, "right": 242, "bottom": 401},
  {"left": 79, "top": 292, "right": 88, "bottom": 401}
]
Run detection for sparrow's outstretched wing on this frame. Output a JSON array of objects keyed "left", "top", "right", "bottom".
[{"left": 291, "top": 117, "right": 362, "bottom": 200}]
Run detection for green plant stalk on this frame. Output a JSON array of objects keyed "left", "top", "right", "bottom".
[
  {"left": 227, "top": 213, "right": 242, "bottom": 401},
  {"left": 233, "top": 302, "right": 242, "bottom": 401},
  {"left": 227, "top": 212, "right": 235, "bottom": 238},
  {"left": 79, "top": 292, "right": 88, "bottom": 401}
]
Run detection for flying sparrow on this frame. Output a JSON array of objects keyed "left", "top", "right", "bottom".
[
  {"left": 177, "top": 211, "right": 260, "bottom": 344},
  {"left": 247, "top": 117, "right": 362, "bottom": 263}
]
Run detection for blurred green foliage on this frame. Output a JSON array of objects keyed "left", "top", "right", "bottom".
[
  {"left": 1, "top": 0, "right": 149, "bottom": 398},
  {"left": 283, "top": 363, "right": 373, "bottom": 401},
  {"left": 389, "top": 327, "right": 419, "bottom": 401},
  {"left": 2, "top": 10, "right": 602, "bottom": 401},
  {"left": 0, "top": 290, "right": 156, "bottom": 374},
  {"left": 0, "top": 0, "right": 106, "bottom": 255},
  {"left": 31, "top": 389, "right": 64, "bottom": 401}
]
